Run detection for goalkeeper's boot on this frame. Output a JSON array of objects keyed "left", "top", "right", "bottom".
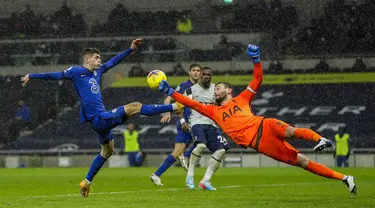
[
  {"left": 343, "top": 175, "right": 357, "bottom": 195},
  {"left": 186, "top": 176, "right": 195, "bottom": 189},
  {"left": 314, "top": 138, "right": 333, "bottom": 152},
  {"left": 150, "top": 174, "right": 164, "bottom": 186},
  {"left": 179, "top": 155, "right": 189, "bottom": 171},
  {"left": 79, "top": 179, "right": 90, "bottom": 197},
  {"left": 199, "top": 181, "right": 216, "bottom": 191}
]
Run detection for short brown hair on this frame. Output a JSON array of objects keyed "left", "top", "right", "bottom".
[
  {"left": 215, "top": 82, "right": 234, "bottom": 95},
  {"left": 81, "top": 48, "right": 100, "bottom": 57},
  {"left": 215, "top": 82, "right": 232, "bottom": 89},
  {"left": 189, "top": 63, "right": 201, "bottom": 71}
]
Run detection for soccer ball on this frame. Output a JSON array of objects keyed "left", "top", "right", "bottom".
[{"left": 146, "top": 70, "right": 167, "bottom": 90}]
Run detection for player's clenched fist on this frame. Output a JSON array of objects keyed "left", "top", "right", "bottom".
[
  {"left": 247, "top": 44, "right": 260, "bottom": 63},
  {"left": 130, "top": 38, "right": 143, "bottom": 50}
]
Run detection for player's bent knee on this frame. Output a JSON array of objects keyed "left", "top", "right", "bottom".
[
  {"left": 124, "top": 102, "right": 142, "bottom": 116},
  {"left": 101, "top": 146, "right": 114, "bottom": 159},
  {"left": 193, "top": 143, "right": 206, "bottom": 155},
  {"left": 172, "top": 143, "right": 186, "bottom": 157},
  {"left": 101, "top": 151, "right": 113, "bottom": 159},
  {"left": 285, "top": 126, "right": 295, "bottom": 138},
  {"left": 297, "top": 153, "right": 309, "bottom": 168},
  {"left": 212, "top": 149, "right": 226, "bottom": 161}
]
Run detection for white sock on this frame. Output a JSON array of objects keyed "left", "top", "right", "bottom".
[
  {"left": 187, "top": 143, "right": 206, "bottom": 177},
  {"left": 202, "top": 149, "right": 225, "bottom": 182},
  {"left": 85, "top": 179, "right": 92, "bottom": 184},
  {"left": 172, "top": 103, "right": 177, "bottom": 110}
]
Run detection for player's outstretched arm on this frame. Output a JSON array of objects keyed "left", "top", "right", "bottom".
[
  {"left": 101, "top": 38, "right": 143, "bottom": 73},
  {"left": 238, "top": 44, "right": 263, "bottom": 101},
  {"left": 21, "top": 71, "right": 67, "bottom": 86},
  {"left": 21, "top": 66, "right": 77, "bottom": 86},
  {"left": 158, "top": 80, "right": 215, "bottom": 119}
]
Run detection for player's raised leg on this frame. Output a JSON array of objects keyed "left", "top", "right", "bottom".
[
  {"left": 282, "top": 120, "right": 333, "bottom": 152},
  {"left": 296, "top": 153, "right": 356, "bottom": 194},
  {"left": 80, "top": 140, "right": 114, "bottom": 197},
  {"left": 79, "top": 101, "right": 182, "bottom": 196},
  {"left": 263, "top": 118, "right": 332, "bottom": 152},
  {"left": 124, "top": 102, "right": 183, "bottom": 118},
  {"left": 257, "top": 118, "right": 356, "bottom": 194}
]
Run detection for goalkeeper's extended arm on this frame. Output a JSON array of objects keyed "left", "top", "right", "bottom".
[
  {"left": 159, "top": 80, "right": 214, "bottom": 119},
  {"left": 248, "top": 62, "right": 263, "bottom": 92},
  {"left": 238, "top": 44, "right": 263, "bottom": 101}
]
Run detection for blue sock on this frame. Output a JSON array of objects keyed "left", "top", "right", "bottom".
[
  {"left": 86, "top": 154, "right": 106, "bottom": 182},
  {"left": 140, "top": 104, "right": 173, "bottom": 116},
  {"left": 184, "top": 145, "right": 195, "bottom": 157},
  {"left": 154, "top": 154, "right": 176, "bottom": 177}
]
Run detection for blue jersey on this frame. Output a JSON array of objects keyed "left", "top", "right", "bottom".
[
  {"left": 62, "top": 66, "right": 106, "bottom": 122},
  {"left": 29, "top": 48, "right": 133, "bottom": 122},
  {"left": 175, "top": 80, "right": 193, "bottom": 125}
]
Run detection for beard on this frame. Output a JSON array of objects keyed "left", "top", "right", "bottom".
[{"left": 215, "top": 94, "right": 226, "bottom": 104}]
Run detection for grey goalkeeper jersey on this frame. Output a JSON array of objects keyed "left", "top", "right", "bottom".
[{"left": 184, "top": 83, "right": 216, "bottom": 127}]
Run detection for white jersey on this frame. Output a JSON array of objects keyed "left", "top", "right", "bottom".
[{"left": 184, "top": 83, "right": 216, "bottom": 127}]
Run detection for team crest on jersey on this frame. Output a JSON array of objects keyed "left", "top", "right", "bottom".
[
  {"left": 175, "top": 85, "right": 180, "bottom": 91},
  {"left": 93, "top": 70, "right": 97, "bottom": 76},
  {"left": 112, "top": 108, "right": 117, "bottom": 113},
  {"left": 89, "top": 78, "right": 100, "bottom": 94}
]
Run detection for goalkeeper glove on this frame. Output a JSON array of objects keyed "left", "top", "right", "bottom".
[
  {"left": 158, "top": 80, "right": 174, "bottom": 96},
  {"left": 247, "top": 44, "right": 260, "bottom": 63}
]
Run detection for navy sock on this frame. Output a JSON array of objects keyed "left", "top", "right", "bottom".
[
  {"left": 140, "top": 104, "right": 173, "bottom": 116},
  {"left": 184, "top": 145, "right": 195, "bottom": 157},
  {"left": 154, "top": 154, "right": 176, "bottom": 177},
  {"left": 86, "top": 154, "right": 106, "bottom": 182}
]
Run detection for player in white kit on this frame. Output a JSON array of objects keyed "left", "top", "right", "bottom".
[{"left": 183, "top": 67, "right": 230, "bottom": 191}]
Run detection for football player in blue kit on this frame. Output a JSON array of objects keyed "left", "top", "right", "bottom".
[{"left": 21, "top": 38, "right": 183, "bottom": 197}]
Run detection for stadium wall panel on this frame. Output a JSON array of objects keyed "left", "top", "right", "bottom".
[{"left": 1, "top": 152, "right": 374, "bottom": 168}]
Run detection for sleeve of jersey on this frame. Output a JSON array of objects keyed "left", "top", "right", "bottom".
[
  {"left": 29, "top": 72, "right": 65, "bottom": 80},
  {"left": 176, "top": 84, "right": 186, "bottom": 94},
  {"left": 171, "top": 91, "right": 215, "bottom": 119},
  {"left": 29, "top": 67, "right": 76, "bottom": 80},
  {"left": 183, "top": 87, "right": 192, "bottom": 97},
  {"left": 100, "top": 48, "right": 133, "bottom": 74},
  {"left": 238, "top": 62, "right": 263, "bottom": 101}
]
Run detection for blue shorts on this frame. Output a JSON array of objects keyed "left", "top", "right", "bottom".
[
  {"left": 175, "top": 122, "right": 192, "bottom": 144},
  {"left": 191, "top": 124, "right": 230, "bottom": 152},
  {"left": 90, "top": 106, "right": 127, "bottom": 145}
]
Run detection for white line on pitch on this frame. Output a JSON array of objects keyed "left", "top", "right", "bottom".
[{"left": 24, "top": 182, "right": 325, "bottom": 199}]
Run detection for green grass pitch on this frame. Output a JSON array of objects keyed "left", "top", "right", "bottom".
[{"left": 0, "top": 167, "right": 374, "bottom": 208}]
